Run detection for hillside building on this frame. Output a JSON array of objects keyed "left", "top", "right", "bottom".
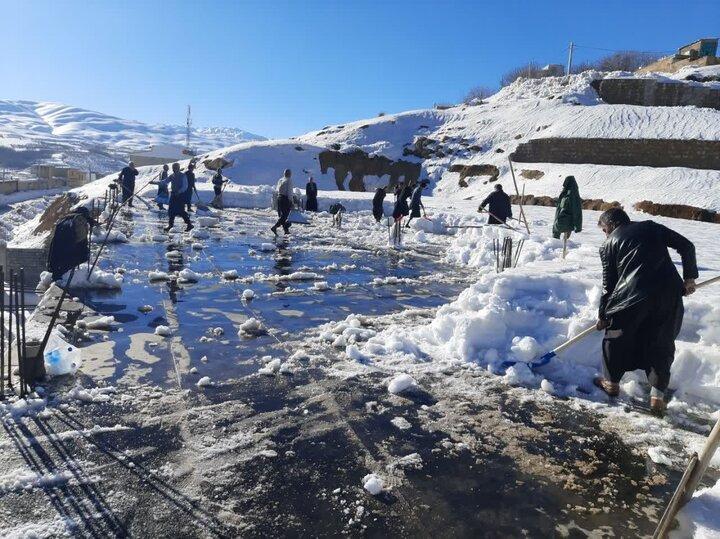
[
  {"left": 129, "top": 143, "right": 195, "bottom": 166},
  {"left": 639, "top": 38, "right": 719, "bottom": 74}
]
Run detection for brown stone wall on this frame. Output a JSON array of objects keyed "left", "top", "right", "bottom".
[
  {"left": 592, "top": 78, "right": 720, "bottom": 109},
  {"left": 318, "top": 149, "right": 421, "bottom": 191},
  {"left": 511, "top": 138, "right": 720, "bottom": 170}
]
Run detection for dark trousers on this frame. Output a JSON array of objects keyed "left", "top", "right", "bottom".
[
  {"left": 122, "top": 181, "right": 135, "bottom": 206},
  {"left": 602, "top": 292, "right": 684, "bottom": 391},
  {"left": 169, "top": 194, "right": 191, "bottom": 227},
  {"left": 274, "top": 195, "right": 292, "bottom": 232},
  {"left": 185, "top": 186, "right": 194, "bottom": 210}
]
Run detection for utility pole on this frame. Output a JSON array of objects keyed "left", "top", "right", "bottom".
[
  {"left": 566, "top": 41, "right": 575, "bottom": 76},
  {"left": 185, "top": 105, "right": 192, "bottom": 153}
]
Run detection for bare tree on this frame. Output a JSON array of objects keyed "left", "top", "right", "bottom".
[
  {"left": 570, "top": 61, "right": 596, "bottom": 74},
  {"left": 595, "top": 51, "right": 661, "bottom": 72},
  {"left": 500, "top": 62, "right": 546, "bottom": 87},
  {"left": 463, "top": 86, "right": 495, "bottom": 104}
]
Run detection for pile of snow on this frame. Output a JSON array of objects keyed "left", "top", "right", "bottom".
[
  {"left": 238, "top": 318, "right": 266, "bottom": 337},
  {"left": 149, "top": 270, "right": 172, "bottom": 281},
  {"left": 387, "top": 374, "right": 416, "bottom": 394},
  {"left": 178, "top": 268, "right": 202, "bottom": 283},
  {"left": 259, "top": 358, "right": 282, "bottom": 375},
  {"left": 92, "top": 229, "right": 127, "bottom": 243},
  {"left": 674, "top": 478, "right": 720, "bottom": 538},
  {"left": 362, "top": 473, "right": 385, "bottom": 496},
  {"left": 242, "top": 289, "right": 255, "bottom": 300},
  {"left": 38, "top": 269, "right": 123, "bottom": 290},
  {"left": 65, "top": 384, "right": 115, "bottom": 403},
  {"left": 196, "top": 376, "right": 213, "bottom": 387},
  {"left": 223, "top": 269, "right": 239, "bottom": 280},
  {"left": 155, "top": 325, "right": 172, "bottom": 337},
  {"left": 313, "top": 281, "right": 330, "bottom": 291}
]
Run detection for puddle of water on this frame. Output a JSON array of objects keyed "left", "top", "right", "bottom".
[{"left": 73, "top": 209, "right": 470, "bottom": 389}]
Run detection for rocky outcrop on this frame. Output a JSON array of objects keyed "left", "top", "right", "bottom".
[
  {"left": 318, "top": 149, "right": 421, "bottom": 191},
  {"left": 510, "top": 194, "right": 620, "bottom": 212},
  {"left": 633, "top": 201, "right": 720, "bottom": 223},
  {"left": 449, "top": 164, "right": 500, "bottom": 187}
]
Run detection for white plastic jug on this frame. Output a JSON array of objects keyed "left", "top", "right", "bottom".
[{"left": 43, "top": 331, "right": 82, "bottom": 376}]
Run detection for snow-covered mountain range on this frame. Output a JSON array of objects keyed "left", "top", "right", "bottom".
[{"left": 0, "top": 100, "right": 265, "bottom": 172}]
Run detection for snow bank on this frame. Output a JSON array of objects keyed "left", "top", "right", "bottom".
[{"left": 674, "top": 478, "right": 720, "bottom": 539}]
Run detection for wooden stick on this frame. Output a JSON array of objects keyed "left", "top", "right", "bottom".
[
  {"left": 654, "top": 414, "right": 720, "bottom": 538},
  {"left": 508, "top": 158, "right": 531, "bottom": 234}
]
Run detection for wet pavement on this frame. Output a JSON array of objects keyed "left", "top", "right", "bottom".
[{"left": 0, "top": 207, "right": 707, "bottom": 537}]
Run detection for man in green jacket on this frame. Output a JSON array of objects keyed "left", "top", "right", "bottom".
[{"left": 552, "top": 176, "right": 582, "bottom": 239}]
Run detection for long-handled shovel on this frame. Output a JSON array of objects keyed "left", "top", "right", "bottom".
[
  {"left": 502, "top": 275, "right": 720, "bottom": 370},
  {"left": 479, "top": 209, "right": 520, "bottom": 232},
  {"left": 193, "top": 186, "right": 209, "bottom": 211}
]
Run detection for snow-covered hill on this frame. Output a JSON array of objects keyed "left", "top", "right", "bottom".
[
  {"left": 0, "top": 100, "right": 265, "bottom": 172},
  {"left": 116, "top": 68, "right": 719, "bottom": 212}
]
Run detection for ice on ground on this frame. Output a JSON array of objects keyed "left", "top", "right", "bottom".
[
  {"left": 362, "top": 473, "right": 385, "bottom": 496},
  {"left": 390, "top": 417, "right": 412, "bottom": 430},
  {"left": 387, "top": 374, "right": 416, "bottom": 394},
  {"left": 197, "top": 216, "right": 220, "bottom": 227},
  {"left": 313, "top": 281, "right": 330, "bottom": 291},
  {"left": 223, "top": 269, "right": 239, "bottom": 280},
  {"left": 66, "top": 384, "right": 115, "bottom": 403},
  {"left": 83, "top": 316, "right": 115, "bottom": 330},
  {"left": 259, "top": 243, "right": 276, "bottom": 251},
  {"left": 647, "top": 446, "right": 673, "bottom": 466},
  {"left": 155, "top": 325, "right": 172, "bottom": 337}
]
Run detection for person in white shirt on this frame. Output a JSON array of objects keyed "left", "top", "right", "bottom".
[{"left": 271, "top": 169, "right": 294, "bottom": 235}]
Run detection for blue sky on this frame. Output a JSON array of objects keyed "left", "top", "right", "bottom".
[{"left": 3, "top": 0, "right": 719, "bottom": 138}]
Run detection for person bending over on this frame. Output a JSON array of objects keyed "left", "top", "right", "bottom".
[{"left": 593, "top": 207, "right": 697, "bottom": 414}]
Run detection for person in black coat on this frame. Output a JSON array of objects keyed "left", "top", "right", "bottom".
[
  {"left": 392, "top": 184, "right": 410, "bottom": 221},
  {"left": 305, "top": 176, "right": 318, "bottom": 212},
  {"left": 184, "top": 162, "right": 196, "bottom": 212},
  {"left": 372, "top": 187, "right": 386, "bottom": 222},
  {"left": 118, "top": 162, "right": 139, "bottom": 207},
  {"left": 479, "top": 184, "right": 512, "bottom": 224},
  {"left": 593, "top": 207, "right": 697, "bottom": 413}
]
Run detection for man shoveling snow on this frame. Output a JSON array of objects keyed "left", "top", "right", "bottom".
[{"left": 593, "top": 208, "right": 698, "bottom": 414}]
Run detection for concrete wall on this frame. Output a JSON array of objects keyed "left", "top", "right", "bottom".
[
  {"left": 592, "top": 78, "right": 720, "bottom": 109},
  {"left": 638, "top": 54, "right": 718, "bottom": 74},
  {"left": 2, "top": 245, "right": 49, "bottom": 290},
  {"left": 0, "top": 178, "right": 67, "bottom": 196},
  {"left": 512, "top": 138, "right": 720, "bottom": 170}
]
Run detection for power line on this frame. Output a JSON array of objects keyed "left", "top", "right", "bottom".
[{"left": 572, "top": 44, "right": 674, "bottom": 55}]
